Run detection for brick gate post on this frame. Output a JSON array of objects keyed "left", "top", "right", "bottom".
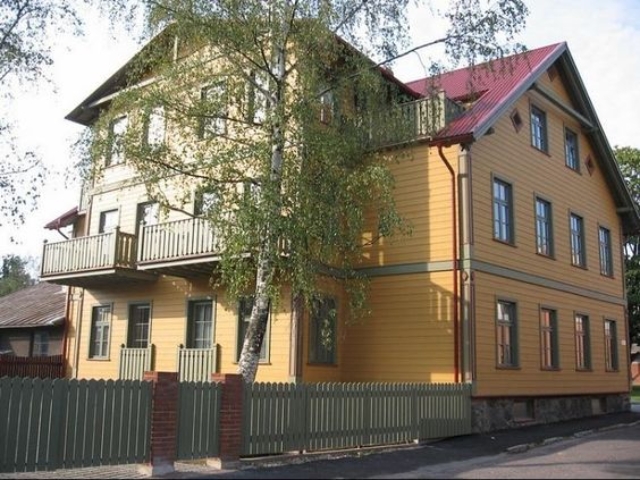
[
  {"left": 138, "top": 371, "right": 179, "bottom": 476},
  {"left": 207, "top": 373, "right": 244, "bottom": 469}
]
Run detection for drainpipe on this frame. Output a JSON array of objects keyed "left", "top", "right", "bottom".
[
  {"left": 61, "top": 286, "right": 72, "bottom": 377},
  {"left": 73, "top": 288, "right": 85, "bottom": 379},
  {"left": 437, "top": 144, "right": 459, "bottom": 383}
]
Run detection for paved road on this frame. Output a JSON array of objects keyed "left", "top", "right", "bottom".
[{"left": 376, "top": 421, "right": 640, "bottom": 479}]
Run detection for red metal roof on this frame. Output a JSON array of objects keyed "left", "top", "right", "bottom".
[
  {"left": 0, "top": 282, "right": 66, "bottom": 329},
  {"left": 405, "top": 43, "right": 566, "bottom": 143}
]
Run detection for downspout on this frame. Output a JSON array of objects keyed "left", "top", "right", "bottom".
[
  {"left": 437, "top": 144, "right": 459, "bottom": 383},
  {"left": 61, "top": 286, "right": 72, "bottom": 377},
  {"left": 73, "top": 289, "right": 85, "bottom": 379}
]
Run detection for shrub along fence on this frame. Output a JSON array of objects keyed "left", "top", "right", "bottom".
[{"left": 0, "top": 373, "right": 473, "bottom": 475}]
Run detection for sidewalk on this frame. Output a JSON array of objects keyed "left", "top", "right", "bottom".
[{"left": 2, "top": 408, "right": 640, "bottom": 479}]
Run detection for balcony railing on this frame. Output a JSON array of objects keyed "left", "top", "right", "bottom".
[
  {"left": 138, "top": 217, "right": 219, "bottom": 264},
  {"left": 368, "top": 92, "right": 465, "bottom": 148},
  {"left": 41, "top": 228, "right": 137, "bottom": 277},
  {"left": 177, "top": 344, "right": 219, "bottom": 382},
  {"left": 119, "top": 344, "right": 154, "bottom": 381}
]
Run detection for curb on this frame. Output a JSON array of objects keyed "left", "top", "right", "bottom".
[{"left": 505, "top": 419, "right": 639, "bottom": 455}]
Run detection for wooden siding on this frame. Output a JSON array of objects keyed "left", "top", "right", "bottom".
[
  {"left": 70, "top": 276, "right": 293, "bottom": 383},
  {"left": 359, "top": 145, "right": 459, "bottom": 267},
  {"left": 470, "top": 92, "right": 624, "bottom": 299},
  {"left": 341, "top": 272, "right": 455, "bottom": 383},
  {"left": 473, "top": 270, "right": 629, "bottom": 397}
]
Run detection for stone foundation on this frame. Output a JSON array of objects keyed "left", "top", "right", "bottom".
[{"left": 471, "top": 393, "right": 630, "bottom": 433}]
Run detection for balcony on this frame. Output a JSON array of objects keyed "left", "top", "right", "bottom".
[
  {"left": 40, "top": 228, "right": 157, "bottom": 288},
  {"left": 368, "top": 92, "right": 465, "bottom": 148},
  {"left": 177, "top": 344, "right": 219, "bottom": 382},
  {"left": 137, "top": 217, "right": 221, "bottom": 278}
]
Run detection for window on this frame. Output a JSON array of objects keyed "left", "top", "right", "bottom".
[
  {"left": 493, "top": 177, "right": 514, "bottom": 244},
  {"left": 99, "top": 209, "right": 118, "bottom": 233},
  {"left": 535, "top": 198, "right": 553, "bottom": 256},
  {"left": 540, "top": 308, "right": 559, "bottom": 369},
  {"left": 309, "top": 295, "right": 337, "bottom": 364},
  {"left": 599, "top": 226, "right": 613, "bottom": 276},
  {"left": 604, "top": 319, "right": 618, "bottom": 371},
  {"left": 237, "top": 297, "right": 269, "bottom": 361},
  {"left": 530, "top": 106, "right": 547, "bottom": 151},
  {"left": 565, "top": 128, "right": 579, "bottom": 171},
  {"left": 90, "top": 305, "right": 111, "bottom": 359},
  {"left": 570, "top": 213, "right": 586, "bottom": 267},
  {"left": 128, "top": 303, "right": 151, "bottom": 348},
  {"left": 32, "top": 331, "right": 49, "bottom": 356},
  {"left": 194, "top": 187, "right": 219, "bottom": 216},
  {"left": 187, "top": 300, "right": 214, "bottom": 349},
  {"left": 496, "top": 300, "right": 517, "bottom": 367},
  {"left": 107, "top": 115, "right": 128, "bottom": 166},
  {"left": 200, "top": 81, "right": 227, "bottom": 138},
  {"left": 145, "top": 106, "right": 165, "bottom": 148},
  {"left": 575, "top": 314, "right": 591, "bottom": 370},
  {"left": 247, "top": 71, "right": 269, "bottom": 123},
  {"left": 136, "top": 202, "right": 159, "bottom": 236},
  {"left": 319, "top": 89, "right": 335, "bottom": 124}
]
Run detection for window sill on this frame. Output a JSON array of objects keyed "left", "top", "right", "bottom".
[
  {"left": 565, "top": 164, "right": 581, "bottom": 174},
  {"left": 571, "top": 263, "right": 588, "bottom": 271},
  {"left": 540, "top": 366, "right": 560, "bottom": 372},
  {"left": 531, "top": 145, "right": 551, "bottom": 157},
  {"left": 575, "top": 367, "right": 592, "bottom": 372},
  {"left": 307, "top": 362, "right": 339, "bottom": 368},
  {"left": 87, "top": 357, "right": 111, "bottom": 362},
  {"left": 600, "top": 272, "right": 615, "bottom": 279},
  {"left": 495, "top": 365, "right": 520, "bottom": 370},
  {"left": 605, "top": 368, "right": 620, "bottom": 373},
  {"left": 535, "top": 252, "right": 555, "bottom": 260},
  {"left": 493, "top": 238, "right": 517, "bottom": 248}
]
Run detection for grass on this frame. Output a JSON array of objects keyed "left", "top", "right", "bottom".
[{"left": 631, "top": 386, "right": 640, "bottom": 403}]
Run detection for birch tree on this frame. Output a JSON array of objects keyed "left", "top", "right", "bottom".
[{"left": 93, "top": 0, "right": 529, "bottom": 382}]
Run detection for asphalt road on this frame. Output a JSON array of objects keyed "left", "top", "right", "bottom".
[{"left": 376, "top": 421, "right": 640, "bottom": 479}]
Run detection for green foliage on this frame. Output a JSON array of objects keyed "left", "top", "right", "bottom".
[
  {"left": 617, "top": 146, "right": 640, "bottom": 345},
  {"left": 0, "top": 254, "right": 37, "bottom": 297}
]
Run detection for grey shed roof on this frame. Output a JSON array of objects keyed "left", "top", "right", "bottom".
[{"left": 0, "top": 282, "right": 67, "bottom": 329}]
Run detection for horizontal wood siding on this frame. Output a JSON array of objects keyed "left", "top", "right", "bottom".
[
  {"left": 359, "top": 145, "right": 458, "bottom": 268},
  {"left": 72, "top": 276, "right": 291, "bottom": 382},
  {"left": 341, "top": 272, "right": 455, "bottom": 383},
  {"left": 473, "top": 270, "right": 629, "bottom": 397},
  {"left": 471, "top": 93, "right": 624, "bottom": 298}
]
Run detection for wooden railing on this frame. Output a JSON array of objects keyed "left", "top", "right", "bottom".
[
  {"left": 41, "top": 228, "right": 137, "bottom": 277},
  {"left": 177, "top": 344, "right": 218, "bottom": 383},
  {"left": 119, "top": 344, "right": 154, "bottom": 381},
  {"left": 368, "top": 92, "right": 465, "bottom": 148},
  {"left": 138, "top": 217, "right": 219, "bottom": 264},
  {"left": 0, "top": 354, "right": 65, "bottom": 379}
]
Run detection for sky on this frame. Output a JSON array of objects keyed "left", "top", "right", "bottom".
[{"left": 2, "top": 0, "right": 640, "bottom": 269}]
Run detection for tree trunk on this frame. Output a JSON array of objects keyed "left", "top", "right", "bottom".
[{"left": 237, "top": 5, "right": 288, "bottom": 383}]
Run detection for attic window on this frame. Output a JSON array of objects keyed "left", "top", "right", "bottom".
[
  {"left": 548, "top": 65, "right": 558, "bottom": 82},
  {"left": 585, "top": 154, "right": 595, "bottom": 176},
  {"left": 510, "top": 109, "right": 523, "bottom": 132}
]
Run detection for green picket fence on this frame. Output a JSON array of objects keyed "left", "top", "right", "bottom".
[
  {"left": 176, "top": 381, "right": 222, "bottom": 460},
  {"left": 0, "top": 377, "right": 152, "bottom": 473},
  {"left": 242, "top": 382, "right": 472, "bottom": 456}
]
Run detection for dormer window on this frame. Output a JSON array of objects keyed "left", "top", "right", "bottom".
[{"left": 107, "top": 115, "right": 128, "bottom": 166}]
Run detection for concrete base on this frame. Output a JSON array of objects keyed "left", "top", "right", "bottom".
[
  {"left": 137, "top": 462, "right": 175, "bottom": 477},
  {"left": 206, "top": 457, "right": 241, "bottom": 470}
]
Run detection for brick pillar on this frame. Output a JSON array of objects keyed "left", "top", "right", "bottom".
[
  {"left": 138, "top": 371, "right": 178, "bottom": 476},
  {"left": 207, "top": 373, "right": 244, "bottom": 469}
]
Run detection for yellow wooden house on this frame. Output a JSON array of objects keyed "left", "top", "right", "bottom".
[{"left": 41, "top": 38, "right": 639, "bottom": 431}]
